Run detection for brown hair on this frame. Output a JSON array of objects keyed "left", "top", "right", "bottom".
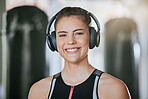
[{"left": 54, "top": 7, "right": 91, "bottom": 30}]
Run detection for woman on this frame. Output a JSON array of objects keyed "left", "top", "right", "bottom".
[{"left": 28, "top": 7, "right": 131, "bottom": 99}]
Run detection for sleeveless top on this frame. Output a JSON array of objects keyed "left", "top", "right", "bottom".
[{"left": 48, "top": 69, "right": 103, "bottom": 99}]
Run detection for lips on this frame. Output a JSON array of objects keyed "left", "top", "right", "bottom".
[{"left": 65, "top": 47, "right": 81, "bottom": 53}]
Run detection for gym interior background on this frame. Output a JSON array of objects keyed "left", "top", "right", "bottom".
[{"left": 0, "top": 0, "right": 148, "bottom": 99}]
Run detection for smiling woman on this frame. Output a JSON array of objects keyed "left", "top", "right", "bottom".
[
  {"left": 28, "top": 7, "right": 131, "bottom": 99},
  {"left": 56, "top": 16, "right": 89, "bottom": 64}
]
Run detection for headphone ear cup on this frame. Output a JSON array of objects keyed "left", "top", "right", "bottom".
[
  {"left": 51, "top": 31, "right": 58, "bottom": 51},
  {"left": 89, "top": 27, "right": 97, "bottom": 49},
  {"left": 47, "top": 35, "right": 55, "bottom": 51},
  {"left": 47, "top": 31, "right": 57, "bottom": 51}
]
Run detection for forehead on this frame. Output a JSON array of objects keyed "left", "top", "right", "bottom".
[
  {"left": 59, "top": 15, "right": 85, "bottom": 20},
  {"left": 56, "top": 16, "right": 87, "bottom": 29}
]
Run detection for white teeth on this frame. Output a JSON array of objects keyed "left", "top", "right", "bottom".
[{"left": 66, "top": 48, "right": 77, "bottom": 52}]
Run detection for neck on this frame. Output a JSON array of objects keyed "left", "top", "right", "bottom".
[
  {"left": 63, "top": 55, "right": 90, "bottom": 74},
  {"left": 61, "top": 55, "right": 95, "bottom": 86}
]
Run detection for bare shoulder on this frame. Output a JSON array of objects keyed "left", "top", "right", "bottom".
[
  {"left": 28, "top": 76, "right": 53, "bottom": 99},
  {"left": 98, "top": 73, "right": 131, "bottom": 99}
]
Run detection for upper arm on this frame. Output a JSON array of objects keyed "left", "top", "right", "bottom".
[
  {"left": 110, "top": 80, "right": 131, "bottom": 99},
  {"left": 28, "top": 83, "right": 40, "bottom": 99},
  {"left": 28, "top": 76, "right": 53, "bottom": 99},
  {"left": 98, "top": 73, "right": 131, "bottom": 99}
]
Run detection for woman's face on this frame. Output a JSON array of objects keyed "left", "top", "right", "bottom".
[{"left": 56, "top": 16, "right": 90, "bottom": 64}]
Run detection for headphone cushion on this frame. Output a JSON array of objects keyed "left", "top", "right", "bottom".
[
  {"left": 89, "top": 27, "right": 97, "bottom": 49},
  {"left": 96, "top": 31, "right": 100, "bottom": 47}
]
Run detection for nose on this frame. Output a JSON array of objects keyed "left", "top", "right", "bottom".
[{"left": 67, "top": 34, "right": 76, "bottom": 45}]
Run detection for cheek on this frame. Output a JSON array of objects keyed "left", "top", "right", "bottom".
[
  {"left": 81, "top": 35, "right": 90, "bottom": 47},
  {"left": 56, "top": 38, "right": 62, "bottom": 51}
]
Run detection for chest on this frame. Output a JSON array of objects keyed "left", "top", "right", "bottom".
[
  {"left": 48, "top": 69, "right": 103, "bottom": 99},
  {"left": 51, "top": 74, "right": 96, "bottom": 99}
]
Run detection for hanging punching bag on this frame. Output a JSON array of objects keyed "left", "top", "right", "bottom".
[
  {"left": 6, "top": 6, "right": 49, "bottom": 99},
  {"left": 104, "top": 18, "right": 140, "bottom": 99}
]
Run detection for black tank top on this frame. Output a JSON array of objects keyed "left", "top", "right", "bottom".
[{"left": 48, "top": 69, "right": 103, "bottom": 99}]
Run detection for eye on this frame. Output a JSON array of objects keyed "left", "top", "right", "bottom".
[
  {"left": 59, "top": 34, "right": 67, "bottom": 37},
  {"left": 75, "top": 32, "right": 84, "bottom": 35}
]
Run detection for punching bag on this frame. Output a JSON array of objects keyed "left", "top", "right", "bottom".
[
  {"left": 104, "top": 18, "right": 140, "bottom": 99},
  {"left": 6, "top": 6, "right": 48, "bottom": 99}
]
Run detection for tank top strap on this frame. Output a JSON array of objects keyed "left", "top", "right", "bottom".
[
  {"left": 93, "top": 69, "right": 104, "bottom": 77},
  {"left": 93, "top": 69, "right": 104, "bottom": 99},
  {"left": 53, "top": 72, "right": 61, "bottom": 79},
  {"left": 48, "top": 72, "right": 61, "bottom": 99}
]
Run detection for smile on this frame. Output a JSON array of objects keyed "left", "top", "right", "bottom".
[{"left": 65, "top": 47, "right": 81, "bottom": 53}]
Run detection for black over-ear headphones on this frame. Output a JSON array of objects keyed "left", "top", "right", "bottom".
[{"left": 46, "top": 10, "right": 100, "bottom": 52}]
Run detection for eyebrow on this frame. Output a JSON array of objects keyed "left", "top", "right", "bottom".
[
  {"left": 73, "top": 29, "right": 84, "bottom": 32},
  {"left": 57, "top": 31, "right": 67, "bottom": 34},
  {"left": 57, "top": 29, "right": 84, "bottom": 34}
]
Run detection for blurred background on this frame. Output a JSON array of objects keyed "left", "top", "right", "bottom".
[{"left": 0, "top": 0, "right": 148, "bottom": 99}]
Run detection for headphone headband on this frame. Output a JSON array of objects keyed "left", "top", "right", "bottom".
[
  {"left": 46, "top": 13, "right": 57, "bottom": 36},
  {"left": 46, "top": 11, "right": 100, "bottom": 36},
  {"left": 87, "top": 12, "right": 100, "bottom": 32}
]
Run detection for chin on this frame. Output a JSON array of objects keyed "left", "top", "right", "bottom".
[
  {"left": 65, "top": 54, "right": 88, "bottom": 64},
  {"left": 66, "top": 59, "right": 81, "bottom": 64}
]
